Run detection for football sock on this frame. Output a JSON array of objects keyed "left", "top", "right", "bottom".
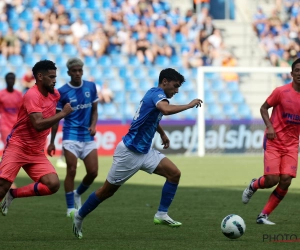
[
  {"left": 262, "top": 186, "right": 288, "bottom": 215},
  {"left": 76, "top": 182, "right": 89, "bottom": 195},
  {"left": 66, "top": 191, "right": 74, "bottom": 209},
  {"left": 78, "top": 192, "right": 102, "bottom": 218},
  {"left": 10, "top": 182, "right": 52, "bottom": 198},
  {"left": 158, "top": 181, "right": 178, "bottom": 212},
  {"left": 252, "top": 176, "right": 265, "bottom": 190}
]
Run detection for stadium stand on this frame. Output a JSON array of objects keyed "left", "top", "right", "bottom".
[{"left": 0, "top": 0, "right": 251, "bottom": 120}]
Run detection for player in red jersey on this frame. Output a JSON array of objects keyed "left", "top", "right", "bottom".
[
  {"left": 0, "top": 72, "right": 23, "bottom": 189},
  {"left": 242, "top": 58, "right": 300, "bottom": 225},
  {"left": 0, "top": 60, "right": 73, "bottom": 216}
]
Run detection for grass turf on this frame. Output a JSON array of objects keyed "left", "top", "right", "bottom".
[{"left": 1, "top": 155, "right": 300, "bottom": 250}]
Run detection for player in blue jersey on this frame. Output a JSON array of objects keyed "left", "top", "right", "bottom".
[
  {"left": 47, "top": 58, "right": 99, "bottom": 217},
  {"left": 69, "top": 68, "right": 202, "bottom": 239}
]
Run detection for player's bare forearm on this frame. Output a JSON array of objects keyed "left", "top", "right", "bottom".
[
  {"left": 91, "top": 103, "right": 98, "bottom": 127},
  {"left": 50, "top": 122, "right": 59, "bottom": 144},
  {"left": 156, "top": 99, "right": 202, "bottom": 116},
  {"left": 30, "top": 111, "right": 67, "bottom": 132},
  {"left": 157, "top": 124, "right": 165, "bottom": 136},
  {"left": 260, "top": 101, "right": 273, "bottom": 128}
]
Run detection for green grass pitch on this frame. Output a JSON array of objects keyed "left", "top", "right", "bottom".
[{"left": 1, "top": 155, "right": 300, "bottom": 250}]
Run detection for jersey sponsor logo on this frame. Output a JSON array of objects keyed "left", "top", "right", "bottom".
[
  {"left": 72, "top": 102, "right": 92, "bottom": 110},
  {"left": 85, "top": 92, "right": 90, "bottom": 98},
  {"left": 282, "top": 112, "right": 300, "bottom": 122},
  {"left": 69, "top": 98, "right": 77, "bottom": 103},
  {"left": 158, "top": 94, "right": 165, "bottom": 98}
]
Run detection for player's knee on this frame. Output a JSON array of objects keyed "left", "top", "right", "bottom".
[
  {"left": 169, "top": 169, "right": 181, "bottom": 183},
  {"left": 67, "top": 167, "right": 77, "bottom": 178},
  {"left": 0, "top": 180, "right": 11, "bottom": 199},
  {"left": 279, "top": 176, "right": 292, "bottom": 189},
  {"left": 47, "top": 180, "right": 60, "bottom": 194},
  {"left": 87, "top": 169, "right": 98, "bottom": 180},
  {"left": 265, "top": 175, "right": 279, "bottom": 188}
]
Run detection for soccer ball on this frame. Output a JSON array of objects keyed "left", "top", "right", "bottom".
[{"left": 221, "top": 214, "right": 246, "bottom": 239}]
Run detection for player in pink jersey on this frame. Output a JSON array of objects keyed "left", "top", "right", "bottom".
[
  {"left": 0, "top": 60, "right": 73, "bottom": 216},
  {"left": 0, "top": 72, "right": 22, "bottom": 147},
  {"left": 242, "top": 58, "right": 300, "bottom": 225}
]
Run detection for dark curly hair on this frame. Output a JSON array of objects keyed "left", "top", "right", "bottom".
[{"left": 32, "top": 60, "right": 57, "bottom": 78}]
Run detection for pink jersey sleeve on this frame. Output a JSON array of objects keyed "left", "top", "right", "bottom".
[
  {"left": 266, "top": 87, "right": 281, "bottom": 107},
  {"left": 23, "top": 90, "right": 43, "bottom": 114}
]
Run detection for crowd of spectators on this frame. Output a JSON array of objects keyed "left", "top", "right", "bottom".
[{"left": 0, "top": 0, "right": 234, "bottom": 71}]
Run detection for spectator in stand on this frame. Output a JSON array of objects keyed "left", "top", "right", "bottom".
[
  {"left": 2, "top": 28, "right": 21, "bottom": 58},
  {"left": 135, "top": 31, "right": 154, "bottom": 64},
  {"left": 98, "top": 83, "right": 114, "bottom": 104},
  {"left": 152, "top": 30, "right": 173, "bottom": 59},
  {"left": 71, "top": 18, "right": 89, "bottom": 46},
  {"left": 221, "top": 52, "right": 239, "bottom": 82},
  {"left": 21, "top": 69, "right": 35, "bottom": 93},
  {"left": 92, "top": 29, "right": 109, "bottom": 58}
]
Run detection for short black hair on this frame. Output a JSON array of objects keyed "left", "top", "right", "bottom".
[
  {"left": 291, "top": 58, "right": 300, "bottom": 71},
  {"left": 5, "top": 72, "right": 15, "bottom": 80},
  {"left": 32, "top": 60, "right": 57, "bottom": 78},
  {"left": 158, "top": 68, "right": 185, "bottom": 85}
]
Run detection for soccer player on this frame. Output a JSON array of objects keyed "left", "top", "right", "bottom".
[
  {"left": 47, "top": 58, "right": 99, "bottom": 217},
  {"left": 0, "top": 72, "right": 23, "bottom": 189},
  {"left": 242, "top": 58, "right": 300, "bottom": 225},
  {"left": 70, "top": 68, "right": 203, "bottom": 239},
  {"left": 0, "top": 60, "right": 73, "bottom": 216}
]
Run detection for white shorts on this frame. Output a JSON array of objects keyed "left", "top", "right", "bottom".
[
  {"left": 107, "top": 141, "right": 166, "bottom": 185},
  {"left": 62, "top": 140, "right": 97, "bottom": 160}
]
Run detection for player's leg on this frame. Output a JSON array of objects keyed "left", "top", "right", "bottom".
[
  {"left": 151, "top": 157, "right": 182, "bottom": 227},
  {"left": 74, "top": 143, "right": 98, "bottom": 210},
  {"left": 257, "top": 153, "right": 297, "bottom": 225},
  {"left": 242, "top": 149, "right": 280, "bottom": 204},
  {"left": 70, "top": 141, "right": 139, "bottom": 238},
  {"left": 63, "top": 141, "right": 80, "bottom": 216}
]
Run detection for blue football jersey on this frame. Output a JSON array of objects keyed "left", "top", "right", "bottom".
[
  {"left": 123, "top": 87, "right": 168, "bottom": 153},
  {"left": 57, "top": 80, "right": 99, "bottom": 142}
]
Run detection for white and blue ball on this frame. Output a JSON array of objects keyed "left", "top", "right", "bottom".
[{"left": 221, "top": 214, "right": 246, "bottom": 239}]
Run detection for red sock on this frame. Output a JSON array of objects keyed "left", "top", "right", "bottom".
[
  {"left": 262, "top": 186, "right": 288, "bottom": 215},
  {"left": 252, "top": 176, "right": 266, "bottom": 190},
  {"left": 11, "top": 182, "right": 53, "bottom": 198}
]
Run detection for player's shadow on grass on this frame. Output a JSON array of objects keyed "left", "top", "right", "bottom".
[{"left": 1, "top": 177, "right": 300, "bottom": 250}]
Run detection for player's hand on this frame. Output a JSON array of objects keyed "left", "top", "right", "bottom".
[
  {"left": 62, "top": 103, "right": 73, "bottom": 116},
  {"left": 88, "top": 126, "right": 96, "bottom": 136},
  {"left": 161, "top": 133, "right": 170, "bottom": 149},
  {"left": 47, "top": 143, "right": 56, "bottom": 157},
  {"left": 189, "top": 99, "right": 203, "bottom": 108},
  {"left": 266, "top": 126, "right": 276, "bottom": 140}
]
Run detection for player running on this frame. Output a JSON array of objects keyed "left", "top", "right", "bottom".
[
  {"left": 242, "top": 58, "right": 300, "bottom": 225},
  {"left": 0, "top": 60, "right": 73, "bottom": 216},
  {"left": 47, "top": 58, "right": 99, "bottom": 217},
  {"left": 70, "top": 68, "right": 203, "bottom": 239}
]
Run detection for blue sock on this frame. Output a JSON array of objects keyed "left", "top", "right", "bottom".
[
  {"left": 78, "top": 192, "right": 102, "bottom": 218},
  {"left": 76, "top": 182, "right": 90, "bottom": 195},
  {"left": 158, "top": 181, "right": 178, "bottom": 212},
  {"left": 66, "top": 192, "right": 74, "bottom": 209}
]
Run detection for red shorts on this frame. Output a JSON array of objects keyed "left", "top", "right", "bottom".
[
  {"left": 0, "top": 144, "right": 57, "bottom": 183},
  {"left": 264, "top": 148, "right": 298, "bottom": 178}
]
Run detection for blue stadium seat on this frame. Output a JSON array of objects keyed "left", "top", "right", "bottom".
[
  {"left": 79, "top": 11, "right": 92, "bottom": 22},
  {"left": 133, "top": 68, "right": 146, "bottom": 79},
  {"left": 218, "top": 92, "right": 231, "bottom": 104},
  {"left": 113, "top": 91, "right": 125, "bottom": 104},
  {"left": 90, "top": 67, "right": 103, "bottom": 79},
  {"left": 24, "top": 55, "right": 36, "bottom": 66},
  {"left": 155, "top": 56, "right": 170, "bottom": 67},
  {"left": 125, "top": 79, "right": 137, "bottom": 91},
  {"left": 0, "top": 66, "right": 11, "bottom": 78},
  {"left": 170, "top": 55, "right": 182, "bottom": 67},
  {"left": 59, "top": 67, "right": 69, "bottom": 79},
  {"left": 204, "top": 80, "right": 210, "bottom": 91},
  {"left": 19, "top": 10, "right": 33, "bottom": 21},
  {"left": 0, "top": 21, "right": 9, "bottom": 34},
  {"left": 223, "top": 104, "right": 236, "bottom": 118},
  {"left": 139, "top": 79, "right": 153, "bottom": 91},
  {"left": 173, "top": 93, "right": 187, "bottom": 103},
  {"left": 73, "top": 0, "right": 86, "bottom": 9},
  {"left": 110, "top": 79, "right": 123, "bottom": 91},
  {"left": 0, "top": 55, "right": 7, "bottom": 66},
  {"left": 187, "top": 91, "right": 198, "bottom": 100},
  {"left": 111, "top": 55, "right": 127, "bottom": 67},
  {"left": 207, "top": 104, "right": 223, "bottom": 118},
  {"left": 175, "top": 33, "right": 186, "bottom": 44},
  {"left": 211, "top": 79, "right": 224, "bottom": 91},
  {"left": 14, "top": 67, "right": 26, "bottom": 78},
  {"left": 25, "top": 21, "right": 33, "bottom": 31},
  {"left": 129, "top": 91, "right": 143, "bottom": 104},
  {"left": 55, "top": 56, "right": 67, "bottom": 67},
  {"left": 227, "top": 81, "right": 239, "bottom": 92},
  {"left": 34, "top": 44, "right": 48, "bottom": 56},
  {"left": 87, "top": 0, "right": 100, "bottom": 9},
  {"left": 128, "top": 56, "right": 140, "bottom": 66},
  {"left": 48, "top": 44, "right": 63, "bottom": 55},
  {"left": 22, "top": 44, "right": 33, "bottom": 56},
  {"left": 93, "top": 12, "right": 106, "bottom": 23},
  {"left": 97, "top": 103, "right": 105, "bottom": 120},
  {"left": 84, "top": 56, "right": 97, "bottom": 67},
  {"left": 103, "top": 103, "right": 117, "bottom": 117},
  {"left": 231, "top": 91, "right": 244, "bottom": 104},
  {"left": 98, "top": 56, "right": 111, "bottom": 66},
  {"left": 204, "top": 90, "right": 215, "bottom": 104},
  {"left": 148, "top": 67, "right": 159, "bottom": 79},
  {"left": 9, "top": 21, "right": 19, "bottom": 32},
  {"left": 238, "top": 104, "right": 252, "bottom": 119},
  {"left": 63, "top": 43, "right": 77, "bottom": 57},
  {"left": 102, "top": 67, "right": 114, "bottom": 79},
  {"left": 8, "top": 55, "right": 23, "bottom": 67},
  {"left": 181, "top": 81, "right": 194, "bottom": 91},
  {"left": 119, "top": 67, "right": 132, "bottom": 78},
  {"left": 7, "top": 9, "right": 18, "bottom": 22}
]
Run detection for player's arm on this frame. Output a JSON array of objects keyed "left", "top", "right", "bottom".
[
  {"left": 47, "top": 110, "right": 61, "bottom": 156},
  {"left": 157, "top": 124, "right": 169, "bottom": 149},
  {"left": 30, "top": 103, "right": 72, "bottom": 132},
  {"left": 88, "top": 102, "right": 98, "bottom": 136},
  {"left": 260, "top": 101, "right": 276, "bottom": 139},
  {"left": 156, "top": 99, "right": 202, "bottom": 116}
]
